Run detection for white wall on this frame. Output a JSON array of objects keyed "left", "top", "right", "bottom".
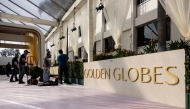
[
  {"left": 84, "top": 49, "right": 185, "bottom": 108},
  {"left": 137, "top": 0, "right": 158, "bottom": 17},
  {"left": 121, "top": 30, "right": 131, "bottom": 50},
  {"left": 81, "top": 47, "right": 87, "bottom": 59},
  {"left": 96, "top": 40, "right": 101, "bottom": 54},
  {"left": 68, "top": 51, "right": 74, "bottom": 61},
  {"left": 0, "top": 57, "right": 13, "bottom": 66}
]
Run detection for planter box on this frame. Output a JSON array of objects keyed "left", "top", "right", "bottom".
[
  {"left": 186, "top": 93, "right": 190, "bottom": 109},
  {"left": 50, "top": 66, "right": 59, "bottom": 75},
  {"left": 69, "top": 78, "right": 76, "bottom": 83},
  {"left": 76, "top": 78, "right": 84, "bottom": 85}
]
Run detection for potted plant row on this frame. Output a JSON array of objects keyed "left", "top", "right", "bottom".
[{"left": 68, "top": 61, "right": 84, "bottom": 85}]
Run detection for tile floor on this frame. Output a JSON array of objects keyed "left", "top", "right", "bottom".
[{"left": 0, "top": 75, "right": 184, "bottom": 109}]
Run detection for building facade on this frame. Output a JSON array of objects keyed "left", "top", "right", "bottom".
[{"left": 45, "top": 0, "right": 185, "bottom": 63}]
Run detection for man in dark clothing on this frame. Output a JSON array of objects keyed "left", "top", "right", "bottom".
[
  {"left": 18, "top": 50, "right": 30, "bottom": 84},
  {"left": 2, "top": 66, "right": 6, "bottom": 75},
  {"left": 57, "top": 49, "right": 71, "bottom": 84},
  {"left": 6, "top": 62, "right": 11, "bottom": 77},
  {"left": 10, "top": 54, "right": 19, "bottom": 82}
]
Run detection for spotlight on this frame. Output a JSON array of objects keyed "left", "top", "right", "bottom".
[
  {"left": 70, "top": 27, "right": 77, "bottom": 32},
  {"left": 59, "top": 36, "right": 65, "bottom": 40},
  {"left": 95, "top": 3, "right": 104, "bottom": 12},
  {"left": 51, "top": 44, "right": 55, "bottom": 47}
]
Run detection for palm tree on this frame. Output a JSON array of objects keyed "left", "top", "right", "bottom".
[{"left": 157, "top": 0, "right": 166, "bottom": 52}]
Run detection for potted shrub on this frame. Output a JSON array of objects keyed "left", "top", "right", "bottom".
[
  {"left": 75, "top": 61, "right": 84, "bottom": 85},
  {"left": 68, "top": 62, "right": 76, "bottom": 83}
]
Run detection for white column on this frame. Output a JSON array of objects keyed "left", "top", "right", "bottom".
[
  {"left": 58, "top": 24, "right": 63, "bottom": 50},
  {"left": 101, "top": 11, "right": 105, "bottom": 53},
  {"left": 131, "top": 0, "right": 137, "bottom": 51},
  {"left": 87, "top": 0, "right": 94, "bottom": 62}
]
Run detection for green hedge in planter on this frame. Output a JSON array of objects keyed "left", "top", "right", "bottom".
[
  {"left": 168, "top": 39, "right": 190, "bottom": 86},
  {"left": 93, "top": 49, "right": 136, "bottom": 61},
  {"left": 186, "top": 93, "right": 190, "bottom": 109},
  {"left": 142, "top": 40, "right": 157, "bottom": 54},
  {"left": 68, "top": 61, "right": 84, "bottom": 80},
  {"left": 69, "top": 78, "right": 76, "bottom": 83},
  {"left": 76, "top": 78, "right": 84, "bottom": 85}
]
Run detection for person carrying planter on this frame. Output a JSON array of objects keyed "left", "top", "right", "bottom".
[{"left": 57, "top": 49, "right": 72, "bottom": 84}]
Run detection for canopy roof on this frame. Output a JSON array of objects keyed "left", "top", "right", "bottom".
[{"left": 0, "top": 0, "right": 75, "bottom": 37}]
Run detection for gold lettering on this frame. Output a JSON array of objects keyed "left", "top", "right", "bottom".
[
  {"left": 93, "top": 69, "right": 97, "bottom": 79},
  {"left": 84, "top": 69, "right": 89, "bottom": 78},
  {"left": 140, "top": 67, "right": 151, "bottom": 83},
  {"left": 101, "top": 69, "right": 105, "bottom": 79},
  {"left": 128, "top": 68, "right": 139, "bottom": 82},
  {"left": 122, "top": 68, "right": 127, "bottom": 81},
  {"left": 105, "top": 68, "right": 110, "bottom": 79},
  {"left": 113, "top": 68, "right": 121, "bottom": 81},
  {"left": 153, "top": 66, "right": 163, "bottom": 84},
  {"left": 165, "top": 66, "right": 179, "bottom": 85},
  {"left": 96, "top": 69, "right": 101, "bottom": 79},
  {"left": 89, "top": 69, "right": 94, "bottom": 78}
]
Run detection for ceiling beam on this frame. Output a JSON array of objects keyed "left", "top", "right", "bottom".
[
  {"left": 0, "top": 12, "right": 59, "bottom": 26},
  {"left": 0, "top": 3, "right": 49, "bottom": 31},
  {"left": 0, "top": 33, "right": 33, "bottom": 42},
  {"left": 0, "top": 43, "right": 29, "bottom": 49}
]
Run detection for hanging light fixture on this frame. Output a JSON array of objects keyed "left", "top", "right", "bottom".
[
  {"left": 51, "top": 44, "right": 55, "bottom": 47},
  {"left": 71, "top": 7, "right": 77, "bottom": 32},
  {"left": 59, "top": 35, "right": 65, "bottom": 40},
  {"left": 51, "top": 33, "right": 55, "bottom": 47},
  {"left": 95, "top": 0, "right": 104, "bottom": 13}
]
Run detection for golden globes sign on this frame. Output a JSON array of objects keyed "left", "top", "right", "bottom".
[
  {"left": 84, "top": 66, "right": 179, "bottom": 85},
  {"left": 84, "top": 49, "right": 185, "bottom": 108}
]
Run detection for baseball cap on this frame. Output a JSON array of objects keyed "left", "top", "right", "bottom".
[{"left": 24, "top": 50, "right": 30, "bottom": 53}]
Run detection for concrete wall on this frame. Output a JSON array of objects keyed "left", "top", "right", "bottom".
[
  {"left": 0, "top": 57, "right": 13, "bottom": 66},
  {"left": 84, "top": 49, "right": 185, "bottom": 108},
  {"left": 68, "top": 51, "right": 74, "bottom": 61}
]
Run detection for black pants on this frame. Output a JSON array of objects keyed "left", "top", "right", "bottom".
[
  {"left": 6, "top": 70, "right": 11, "bottom": 77},
  {"left": 59, "top": 66, "right": 69, "bottom": 83},
  {"left": 10, "top": 68, "right": 18, "bottom": 81}
]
